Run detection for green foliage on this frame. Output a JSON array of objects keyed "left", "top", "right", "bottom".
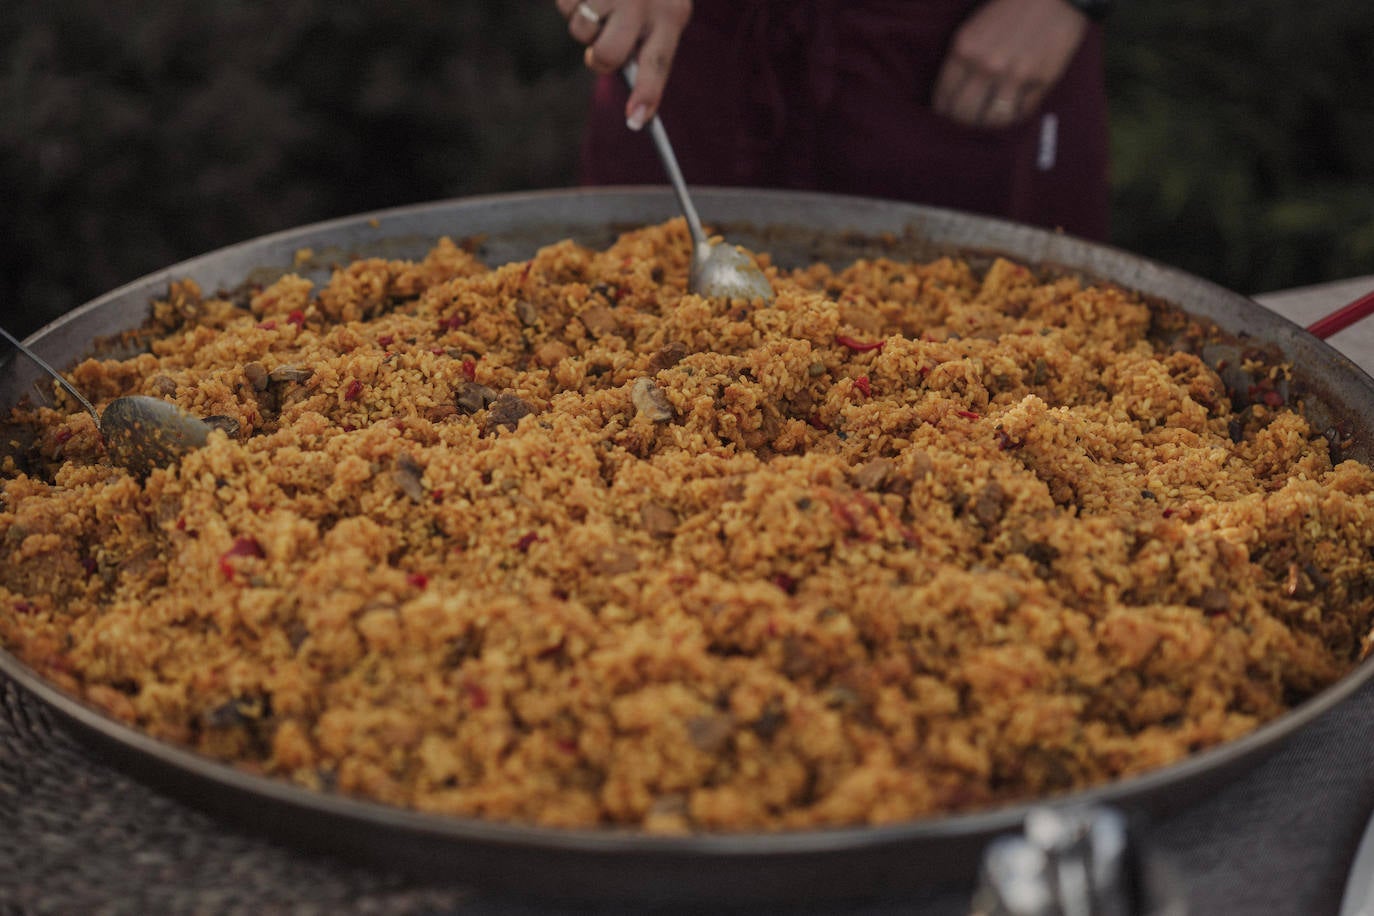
[
  {"left": 1105, "top": 0, "right": 1374, "bottom": 293},
  {"left": 0, "top": 1, "right": 589, "bottom": 335}
]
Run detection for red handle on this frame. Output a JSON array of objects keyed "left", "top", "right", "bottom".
[{"left": 1306, "top": 288, "right": 1374, "bottom": 339}]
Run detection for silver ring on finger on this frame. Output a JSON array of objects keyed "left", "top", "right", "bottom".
[
  {"left": 983, "top": 92, "right": 1017, "bottom": 124},
  {"left": 574, "top": 2, "right": 602, "bottom": 26}
]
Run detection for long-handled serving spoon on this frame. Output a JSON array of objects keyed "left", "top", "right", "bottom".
[{"left": 1, "top": 325, "right": 211, "bottom": 476}]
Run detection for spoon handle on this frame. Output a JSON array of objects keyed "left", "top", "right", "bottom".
[
  {"left": 622, "top": 61, "right": 709, "bottom": 250},
  {"left": 0, "top": 325, "right": 101, "bottom": 421}
]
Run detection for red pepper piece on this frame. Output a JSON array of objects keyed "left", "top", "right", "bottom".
[
  {"left": 852, "top": 375, "right": 872, "bottom": 398},
  {"left": 407, "top": 572, "right": 429, "bottom": 589},
  {"left": 219, "top": 536, "right": 265, "bottom": 579},
  {"left": 956, "top": 409, "right": 981, "bottom": 420},
  {"left": 827, "top": 495, "right": 875, "bottom": 542},
  {"left": 464, "top": 682, "right": 490, "bottom": 709},
  {"left": 514, "top": 532, "right": 540, "bottom": 552},
  {"left": 224, "top": 537, "right": 265, "bottom": 558},
  {"left": 344, "top": 379, "right": 364, "bottom": 401},
  {"left": 286, "top": 309, "right": 306, "bottom": 326},
  {"left": 460, "top": 358, "right": 477, "bottom": 382}
]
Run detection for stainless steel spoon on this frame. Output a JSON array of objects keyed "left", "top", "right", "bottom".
[
  {"left": 1, "top": 325, "right": 211, "bottom": 476},
  {"left": 623, "top": 61, "right": 774, "bottom": 303}
]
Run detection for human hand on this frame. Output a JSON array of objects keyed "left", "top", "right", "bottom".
[
  {"left": 932, "top": 0, "right": 1088, "bottom": 129},
  {"left": 556, "top": 0, "right": 693, "bottom": 131}
]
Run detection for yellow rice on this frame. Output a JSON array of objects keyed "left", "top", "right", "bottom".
[{"left": 3, "top": 219, "right": 1373, "bottom": 832}]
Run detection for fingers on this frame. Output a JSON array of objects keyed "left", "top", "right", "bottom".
[
  {"left": 931, "top": 0, "right": 1085, "bottom": 129},
  {"left": 560, "top": 0, "right": 608, "bottom": 45},
  {"left": 583, "top": 5, "right": 645, "bottom": 75},
  {"left": 623, "top": 6, "right": 687, "bottom": 129},
  {"left": 558, "top": 0, "right": 691, "bottom": 131},
  {"left": 933, "top": 57, "right": 1045, "bottom": 129},
  {"left": 932, "top": 58, "right": 980, "bottom": 125}
]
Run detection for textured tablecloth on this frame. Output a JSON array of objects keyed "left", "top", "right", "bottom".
[{"left": 3, "top": 277, "right": 1373, "bottom": 916}]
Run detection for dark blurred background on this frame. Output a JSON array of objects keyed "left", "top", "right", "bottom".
[{"left": 2, "top": 1, "right": 1372, "bottom": 339}]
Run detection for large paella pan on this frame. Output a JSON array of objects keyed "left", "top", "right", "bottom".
[{"left": 3, "top": 188, "right": 1374, "bottom": 903}]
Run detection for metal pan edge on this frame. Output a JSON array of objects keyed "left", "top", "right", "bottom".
[{"left": 4, "top": 187, "right": 1374, "bottom": 903}]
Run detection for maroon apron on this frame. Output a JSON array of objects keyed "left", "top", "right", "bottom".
[{"left": 578, "top": 0, "right": 1110, "bottom": 241}]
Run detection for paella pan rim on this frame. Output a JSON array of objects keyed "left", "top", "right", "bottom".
[{"left": 4, "top": 186, "right": 1373, "bottom": 898}]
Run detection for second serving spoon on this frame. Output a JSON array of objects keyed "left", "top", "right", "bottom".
[{"left": 1, "top": 325, "right": 211, "bottom": 477}]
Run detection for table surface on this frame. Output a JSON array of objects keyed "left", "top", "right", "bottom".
[{"left": 4, "top": 276, "right": 1374, "bottom": 916}]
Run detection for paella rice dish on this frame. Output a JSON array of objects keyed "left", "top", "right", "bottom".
[{"left": 3, "top": 219, "right": 1374, "bottom": 832}]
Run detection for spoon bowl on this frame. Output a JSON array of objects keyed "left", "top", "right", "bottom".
[
  {"left": 1, "top": 325, "right": 211, "bottom": 476},
  {"left": 689, "top": 235, "right": 774, "bottom": 303},
  {"left": 99, "top": 394, "right": 213, "bottom": 477}
]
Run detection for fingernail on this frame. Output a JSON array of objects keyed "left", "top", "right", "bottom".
[{"left": 626, "top": 104, "right": 649, "bottom": 132}]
